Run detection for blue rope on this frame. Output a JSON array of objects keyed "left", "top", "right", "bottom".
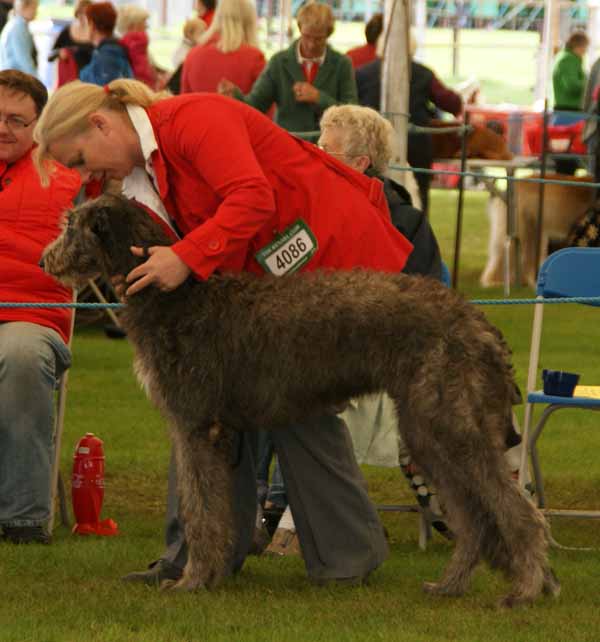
[
  {"left": 0, "top": 302, "right": 124, "bottom": 309},
  {"left": 3, "top": 297, "right": 600, "bottom": 309}
]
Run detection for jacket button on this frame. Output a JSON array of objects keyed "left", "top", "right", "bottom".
[
  {"left": 208, "top": 239, "right": 220, "bottom": 251},
  {"left": 4, "top": 178, "right": 11, "bottom": 186}
]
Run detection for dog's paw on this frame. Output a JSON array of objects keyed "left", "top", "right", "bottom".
[
  {"left": 542, "top": 568, "right": 561, "bottom": 598},
  {"left": 422, "top": 580, "right": 464, "bottom": 597},
  {"left": 498, "top": 592, "right": 535, "bottom": 609},
  {"left": 159, "top": 577, "right": 206, "bottom": 592}
]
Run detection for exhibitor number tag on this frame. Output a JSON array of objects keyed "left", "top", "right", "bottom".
[{"left": 255, "top": 219, "right": 318, "bottom": 276}]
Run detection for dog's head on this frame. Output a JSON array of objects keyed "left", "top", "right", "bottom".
[{"left": 42, "top": 194, "right": 172, "bottom": 288}]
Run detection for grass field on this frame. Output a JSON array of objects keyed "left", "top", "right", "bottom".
[{"left": 2, "top": 188, "right": 600, "bottom": 642}]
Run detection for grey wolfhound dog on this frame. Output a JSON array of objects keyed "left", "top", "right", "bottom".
[{"left": 43, "top": 194, "right": 559, "bottom": 606}]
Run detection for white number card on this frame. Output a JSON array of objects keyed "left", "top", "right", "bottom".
[{"left": 255, "top": 219, "right": 318, "bottom": 276}]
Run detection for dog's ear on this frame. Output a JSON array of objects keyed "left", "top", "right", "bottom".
[
  {"left": 90, "top": 207, "right": 112, "bottom": 242},
  {"left": 89, "top": 205, "right": 136, "bottom": 275}
]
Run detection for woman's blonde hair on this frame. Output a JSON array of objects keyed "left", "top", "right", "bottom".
[
  {"left": 33, "top": 79, "right": 169, "bottom": 185},
  {"left": 320, "top": 105, "right": 395, "bottom": 175},
  {"left": 116, "top": 4, "right": 150, "bottom": 34},
  {"left": 197, "top": 0, "right": 258, "bottom": 53},
  {"left": 296, "top": 2, "right": 335, "bottom": 36}
]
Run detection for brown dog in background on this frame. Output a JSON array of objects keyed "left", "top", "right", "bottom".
[
  {"left": 481, "top": 174, "right": 596, "bottom": 287},
  {"left": 431, "top": 120, "right": 513, "bottom": 161}
]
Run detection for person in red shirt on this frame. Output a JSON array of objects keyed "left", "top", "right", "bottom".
[
  {"left": 196, "top": 0, "right": 216, "bottom": 28},
  {"left": 0, "top": 70, "right": 81, "bottom": 545},
  {"left": 33, "top": 79, "right": 413, "bottom": 586},
  {"left": 346, "top": 12, "right": 382, "bottom": 70},
  {"left": 116, "top": 4, "right": 163, "bottom": 90},
  {"left": 181, "top": 0, "right": 265, "bottom": 95}
]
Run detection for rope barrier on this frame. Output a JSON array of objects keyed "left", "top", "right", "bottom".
[{"left": 3, "top": 296, "right": 600, "bottom": 310}]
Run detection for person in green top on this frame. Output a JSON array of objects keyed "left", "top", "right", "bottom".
[
  {"left": 553, "top": 31, "right": 589, "bottom": 111},
  {"left": 218, "top": 2, "right": 357, "bottom": 138},
  {"left": 551, "top": 31, "right": 589, "bottom": 174}
]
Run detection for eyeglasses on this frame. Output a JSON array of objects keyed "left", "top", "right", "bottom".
[
  {"left": 0, "top": 114, "right": 37, "bottom": 133},
  {"left": 318, "top": 144, "right": 362, "bottom": 158}
]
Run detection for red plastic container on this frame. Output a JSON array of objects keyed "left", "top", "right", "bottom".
[{"left": 71, "top": 433, "right": 118, "bottom": 536}]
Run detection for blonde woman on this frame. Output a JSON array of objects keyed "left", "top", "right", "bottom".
[
  {"left": 218, "top": 2, "right": 356, "bottom": 135},
  {"left": 33, "top": 78, "right": 412, "bottom": 587},
  {"left": 171, "top": 17, "right": 207, "bottom": 70},
  {"left": 117, "top": 4, "right": 164, "bottom": 89},
  {"left": 181, "top": 0, "right": 265, "bottom": 95}
]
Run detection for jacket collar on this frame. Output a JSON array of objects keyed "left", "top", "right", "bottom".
[{"left": 124, "top": 104, "right": 169, "bottom": 202}]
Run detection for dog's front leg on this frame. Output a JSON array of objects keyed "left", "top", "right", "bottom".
[{"left": 162, "top": 423, "right": 235, "bottom": 592}]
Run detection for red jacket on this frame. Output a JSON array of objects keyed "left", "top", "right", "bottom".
[
  {"left": 346, "top": 43, "right": 377, "bottom": 69},
  {"left": 120, "top": 31, "right": 156, "bottom": 88},
  {"left": 0, "top": 149, "right": 81, "bottom": 343},
  {"left": 144, "top": 94, "right": 413, "bottom": 279},
  {"left": 181, "top": 39, "right": 266, "bottom": 94}
]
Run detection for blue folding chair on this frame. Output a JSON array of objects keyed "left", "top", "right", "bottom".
[
  {"left": 441, "top": 262, "right": 451, "bottom": 288},
  {"left": 520, "top": 247, "right": 600, "bottom": 526}
]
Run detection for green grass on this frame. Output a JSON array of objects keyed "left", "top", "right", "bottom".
[{"left": 2, "top": 188, "right": 600, "bottom": 641}]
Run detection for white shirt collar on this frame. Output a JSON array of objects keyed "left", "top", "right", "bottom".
[
  {"left": 296, "top": 40, "right": 326, "bottom": 67},
  {"left": 121, "top": 104, "right": 179, "bottom": 238},
  {"left": 125, "top": 104, "right": 158, "bottom": 174}
]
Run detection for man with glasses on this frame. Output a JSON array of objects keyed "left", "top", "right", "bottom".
[
  {"left": 0, "top": 70, "right": 81, "bottom": 544},
  {"left": 218, "top": 2, "right": 356, "bottom": 139}
]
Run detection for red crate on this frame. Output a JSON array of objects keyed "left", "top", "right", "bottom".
[{"left": 524, "top": 119, "right": 587, "bottom": 155}]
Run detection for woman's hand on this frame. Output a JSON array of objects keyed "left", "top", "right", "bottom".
[
  {"left": 125, "top": 246, "right": 192, "bottom": 296},
  {"left": 292, "top": 81, "right": 319, "bottom": 104}
]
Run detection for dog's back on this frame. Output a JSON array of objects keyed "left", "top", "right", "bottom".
[{"left": 517, "top": 174, "right": 595, "bottom": 285}]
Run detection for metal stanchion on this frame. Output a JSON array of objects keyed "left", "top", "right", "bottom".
[{"left": 452, "top": 112, "right": 469, "bottom": 289}]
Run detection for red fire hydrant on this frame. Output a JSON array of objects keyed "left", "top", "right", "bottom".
[{"left": 71, "top": 433, "right": 118, "bottom": 536}]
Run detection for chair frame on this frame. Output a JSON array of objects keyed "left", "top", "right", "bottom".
[
  {"left": 49, "top": 295, "right": 77, "bottom": 532},
  {"left": 519, "top": 248, "right": 600, "bottom": 526}
]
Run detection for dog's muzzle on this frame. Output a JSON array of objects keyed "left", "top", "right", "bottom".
[{"left": 38, "top": 255, "right": 46, "bottom": 269}]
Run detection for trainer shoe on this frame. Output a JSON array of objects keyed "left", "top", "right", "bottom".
[
  {"left": 263, "top": 527, "right": 301, "bottom": 557},
  {"left": 121, "top": 559, "right": 183, "bottom": 586},
  {"left": 2, "top": 525, "right": 51, "bottom": 544}
]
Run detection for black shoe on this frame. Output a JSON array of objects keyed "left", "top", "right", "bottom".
[
  {"left": 104, "top": 323, "right": 127, "bottom": 339},
  {"left": 2, "top": 525, "right": 51, "bottom": 544},
  {"left": 121, "top": 559, "right": 183, "bottom": 586}
]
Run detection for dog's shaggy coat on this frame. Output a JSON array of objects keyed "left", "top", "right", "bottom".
[{"left": 43, "top": 195, "right": 560, "bottom": 606}]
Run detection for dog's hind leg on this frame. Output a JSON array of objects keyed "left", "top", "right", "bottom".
[
  {"left": 394, "top": 411, "right": 483, "bottom": 597},
  {"left": 479, "top": 475, "right": 556, "bottom": 608},
  {"left": 421, "top": 482, "right": 484, "bottom": 597},
  {"left": 162, "top": 423, "right": 235, "bottom": 592}
]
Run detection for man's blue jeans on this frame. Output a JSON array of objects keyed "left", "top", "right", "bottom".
[{"left": 0, "top": 322, "right": 71, "bottom": 527}]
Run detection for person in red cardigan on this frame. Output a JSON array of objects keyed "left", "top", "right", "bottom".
[
  {"left": 34, "top": 79, "right": 413, "bottom": 586},
  {"left": 181, "top": 0, "right": 265, "bottom": 95},
  {"left": 0, "top": 70, "right": 81, "bottom": 545},
  {"left": 345, "top": 12, "right": 382, "bottom": 70}
]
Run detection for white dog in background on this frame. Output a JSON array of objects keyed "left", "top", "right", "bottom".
[{"left": 481, "top": 175, "right": 596, "bottom": 288}]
